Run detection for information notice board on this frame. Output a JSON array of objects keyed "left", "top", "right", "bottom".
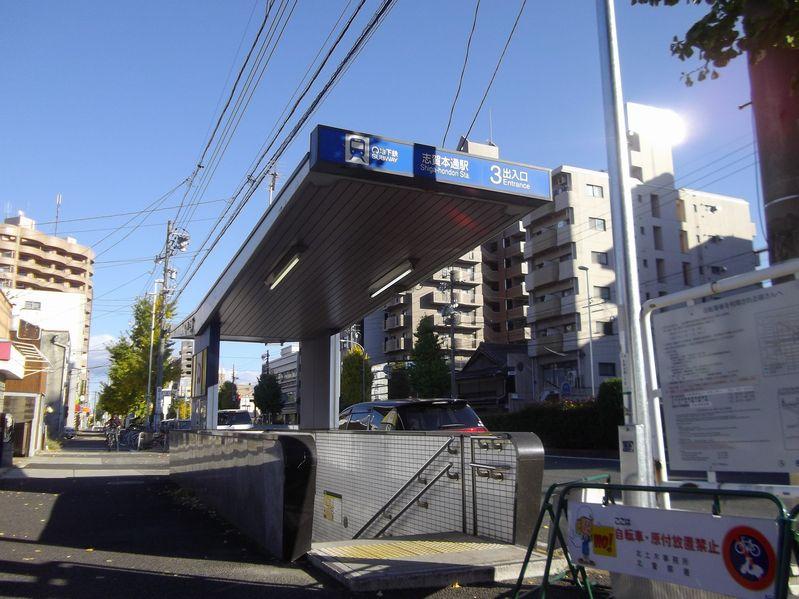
[
  {"left": 567, "top": 500, "right": 779, "bottom": 598},
  {"left": 653, "top": 280, "right": 799, "bottom": 473}
]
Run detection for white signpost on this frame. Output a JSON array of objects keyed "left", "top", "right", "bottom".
[
  {"left": 567, "top": 501, "right": 780, "bottom": 598},
  {"left": 653, "top": 280, "right": 799, "bottom": 473}
]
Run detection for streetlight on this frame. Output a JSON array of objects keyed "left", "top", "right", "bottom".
[{"left": 578, "top": 266, "right": 596, "bottom": 397}]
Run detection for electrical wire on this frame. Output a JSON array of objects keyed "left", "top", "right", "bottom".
[
  {"left": 174, "top": 0, "right": 390, "bottom": 300},
  {"left": 464, "top": 0, "right": 527, "bottom": 140},
  {"left": 442, "top": 0, "right": 480, "bottom": 147}
]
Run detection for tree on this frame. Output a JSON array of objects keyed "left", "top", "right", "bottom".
[
  {"left": 218, "top": 380, "right": 239, "bottom": 410},
  {"left": 387, "top": 363, "right": 412, "bottom": 399},
  {"left": 634, "top": 0, "right": 799, "bottom": 262},
  {"left": 408, "top": 316, "right": 450, "bottom": 398},
  {"left": 340, "top": 346, "right": 373, "bottom": 408},
  {"left": 633, "top": 1, "right": 798, "bottom": 87},
  {"left": 254, "top": 373, "right": 283, "bottom": 423},
  {"left": 96, "top": 296, "right": 180, "bottom": 419}
]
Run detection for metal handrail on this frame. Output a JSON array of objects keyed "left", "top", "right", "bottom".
[
  {"left": 352, "top": 436, "right": 456, "bottom": 539},
  {"left": 372, "top": 464, "right": 453, "bottom": 538}
]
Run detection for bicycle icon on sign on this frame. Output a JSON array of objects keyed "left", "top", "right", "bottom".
[{"left": 734, "top": 536, "right": 761, "bottom": 558}]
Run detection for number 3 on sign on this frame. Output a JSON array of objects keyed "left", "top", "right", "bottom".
[{"left": 490, "top": 165, "right": 502, "bottom": 184}]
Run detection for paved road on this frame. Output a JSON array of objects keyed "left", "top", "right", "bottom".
[{"left": 0, "top": 434, "right": 570, "bottom": 599}]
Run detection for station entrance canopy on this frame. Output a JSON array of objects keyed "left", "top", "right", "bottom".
[{"left": 176, "top": 125, "right": 551, "bottom": 344}]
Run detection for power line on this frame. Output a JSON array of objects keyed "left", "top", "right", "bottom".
[
  {"left": 464, "top": 0, "right": 527, "bottom": 140},
  {"left": 36, "top": 196, "right": 228, "bottom": 227},
  {"left": 442, "top": 0, "right": 480, "bottom": 147},
  {"left": 174, "top": 0, "right": 390, "bottom": 299}
]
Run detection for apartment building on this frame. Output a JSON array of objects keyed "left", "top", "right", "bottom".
[
  {"left": 379, "top": 249, "right": 483, "bottom": 369},
  {"left": 0, "top": 212, "right": 94, "bottom": 409},
  {"left": 263, "top": 344, "right": 299, "bottom": 424},
  {"left": 482, "top": 221, "right": 530, "bottom": 344},
  {"left": 523, "top": 103, "right": 757, "bottom": 398},
  {"left": 177, "top": 340, "right": 193, "bottom": 399}
]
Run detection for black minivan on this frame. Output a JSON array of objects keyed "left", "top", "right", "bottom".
[{"left": 339, "top": 399, "right": 487, "bottom": 432}]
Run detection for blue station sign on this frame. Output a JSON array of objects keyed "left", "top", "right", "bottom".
[{"left": 310, "top": 125, "right": 551, "bottom": 200}]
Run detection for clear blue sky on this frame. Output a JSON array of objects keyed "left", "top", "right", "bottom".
[{"left": 0, "top": 1, "right": 762, "bottom": 401}]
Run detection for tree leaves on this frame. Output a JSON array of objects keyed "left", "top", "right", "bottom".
[
  {"left": 96, "top": 296, "right": 180, "bottom": 418},
  {"left": 407, "top": 316, "right": 450, "bottom": 399},
  {"left": 340, "top": 346, "right": 373, "bottom": 408},
  {"left": 253, "top": 373, "right": 283, "bottom": 421}
]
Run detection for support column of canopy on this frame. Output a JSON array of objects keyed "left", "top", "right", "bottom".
[
  {"left": 191, "top": 319, "right": 220, "bottom": 430},
  {"left": 298, "top": 332, "right": 340, "bottom": 430}
]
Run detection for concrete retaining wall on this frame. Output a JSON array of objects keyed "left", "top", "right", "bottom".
[{"left": 170, "top": 430, "right": 316, "bottom": 561}]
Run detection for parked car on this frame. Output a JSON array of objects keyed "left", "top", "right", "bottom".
[
  {"left": 339, "top": 399, "right": 487, "bottom": 433},
  {"left": 217, "top": 409, "right": 253, "bottom": 430}
]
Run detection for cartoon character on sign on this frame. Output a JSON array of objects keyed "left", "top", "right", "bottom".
[
  {"left": 722, "top": 526, "right": 776, "bottom": 592},
  {"left": 574, "top": 507, "right": 596, "bottom": 566}
]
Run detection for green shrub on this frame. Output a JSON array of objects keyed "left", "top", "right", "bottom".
[{"left": 481, "top": 379, "right": 624, "bottom": 450}]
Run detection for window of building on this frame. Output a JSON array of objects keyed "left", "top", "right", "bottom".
[
  {"left": 595, "top": 321, "right": 613, "bottom": 335},
  {"left": 637, "top": 194, "right": 643, "bottom": 203},
  {"left": 631, "top": 165, "right": 643, "bottom": 180},
  {"left": 589, "top": 217, "right": 606, "bottom": 231},
  {"left": 682, "top": 262, "right": 692, "bottom": 286},
  {"left": 505, "top": 278, "right": 513, "bottom": 289},
  {"left": 504, "top": 257, "right": 512, "bottom": 268},
  {"left": 658, "top": 291, "right": 668, "bottom": 297},
  {"left": 640, "top": 226, "right": 645, "bottom": 235},
  {"left": 653, "top": 226, "right": 663, "bottom": 250},
  {"left": 645, "top": 292, "right": 651, "bottom": 300},
  {"left": 559, "top": 253, "right": 572, "bottom": 262},
  {"left": 710, "top": 266, "right": 725, "bottom": 275},
  {"left": 676, "top": 199, "right": 686, "bottom": 222},
  {"left": 656, "top": 258, "right": 666, "bottom": 283},
  {"left": 503, "top": 237, "right": 511, "bottom": 248},
  {"left": 507, "top": 320, "right": 515, "bottom": 330},
  {"left": 679, "top": 230, "right": 689, "bottom": 253},
  {"left": 24, "top": 301, "right": 41, "bottom": 310},
  {"left": 650, "top": 194, "right": 660, "bottom": 217},
  {"left": 506, "top": 299, "right": 513, "bottom": 310},
  {"left": 586, "top": 184, "right": 604, "bottom": 198},
  {"left": 598, "top": 362, "right": 617, "bottom": 377},
  {"left": 591, "top": 251, "right": 608, "bottom": 265},
  {"left": 642, "top": 258, "right": 648, "bottom": 268},
  {"left": 699, "top": 266, "right": 705, "bottom": 275},
  {"left": 594, "top": 286, "right": 611, "bottom": 300}
]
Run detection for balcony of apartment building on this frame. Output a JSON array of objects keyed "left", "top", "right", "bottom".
[
  {"left": 384, "top": 337, "right": 407, "bottom": 353},
  {"left": 528, "top": 263, "right": 559, "bottom": 288},
  {"left": 556, "top": 224, "right": 576, "bottom": 246},
  {"left": 386, "top": 294, "right": 408, "bottom": 309},
  {"left": 482, "top": 284, "right": 501, "bottom": 302},
  {"left": 505, "top": 239, "right": 526, "bottom": 257},
  {"left": 383, "top": 314, "right": 407, "bottom": 331},
  {"left": 14, "top": 272, "right": 66, "bottom": 292},
  {"left": 432, "top": 312, "right": 481, "bottom": 330},
  {"left": 481, "top": 243, "right": 499, "bottom": 262},
  {"left": 507, "top": 281, "right": 527, "bottom": 300},
  {"left": 456, "top": 250, "right": 480, "bottom": 264},
  {"left": 505, "top": 261, "right": 528, "bottom": 280},
  {"left": 529, "top": 295, "right": 560, "bottom": 321},
  {"left": 482, "top": 264, "right": 499, "bottom": 283},
  {"left": 440, "top": 336, "right": 478, "bottom": 352},
  {"left": 18, "top": 260, "right": 88, "bottom": 287},
  {"left": 507, "top": 325, "right": 531, "bottom": 344},
  {"left": 507, "top": 304, "right": 528, "bottom": 321},
  {"left": 530, "top": 331, "right": 563, "bottom": 356},
  {"left": 427, "top": 290, "right": 479, "bottom": 307},
  {"left": 17, "top": 245, "right": 91, "bottom": 274},
  {"left": 528, "top": 228, "right": 555, "bottom": 257}
]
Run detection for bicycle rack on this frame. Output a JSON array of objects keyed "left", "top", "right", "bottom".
[{"left": 514, "top": 480, "right": 796, "bottom": 599}]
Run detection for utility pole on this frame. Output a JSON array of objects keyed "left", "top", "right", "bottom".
[
  {"left": 597, "top": 0, "right": 655, "bottom": 497},
  {"left": 438, "top": 269, "right": 459, "bottom": 398},
  {"left": 54, "top": 194, "right": 62, "bottom": 236},
  {"left": 145, "top": 279, "right": 161, "bottom": 419},
  {"left": 152, "top": 220, "right": 190, "bottom": 430},
  {"left": 268, "top": 170, "right": 278, "bottom": 205},
  {"left": 578, "top": 266, "right": 596, "bottom": 397}
]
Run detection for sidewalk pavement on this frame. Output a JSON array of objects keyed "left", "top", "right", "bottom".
[{"left": 0, "top": 433, "right": 566, "bottom": 599}]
